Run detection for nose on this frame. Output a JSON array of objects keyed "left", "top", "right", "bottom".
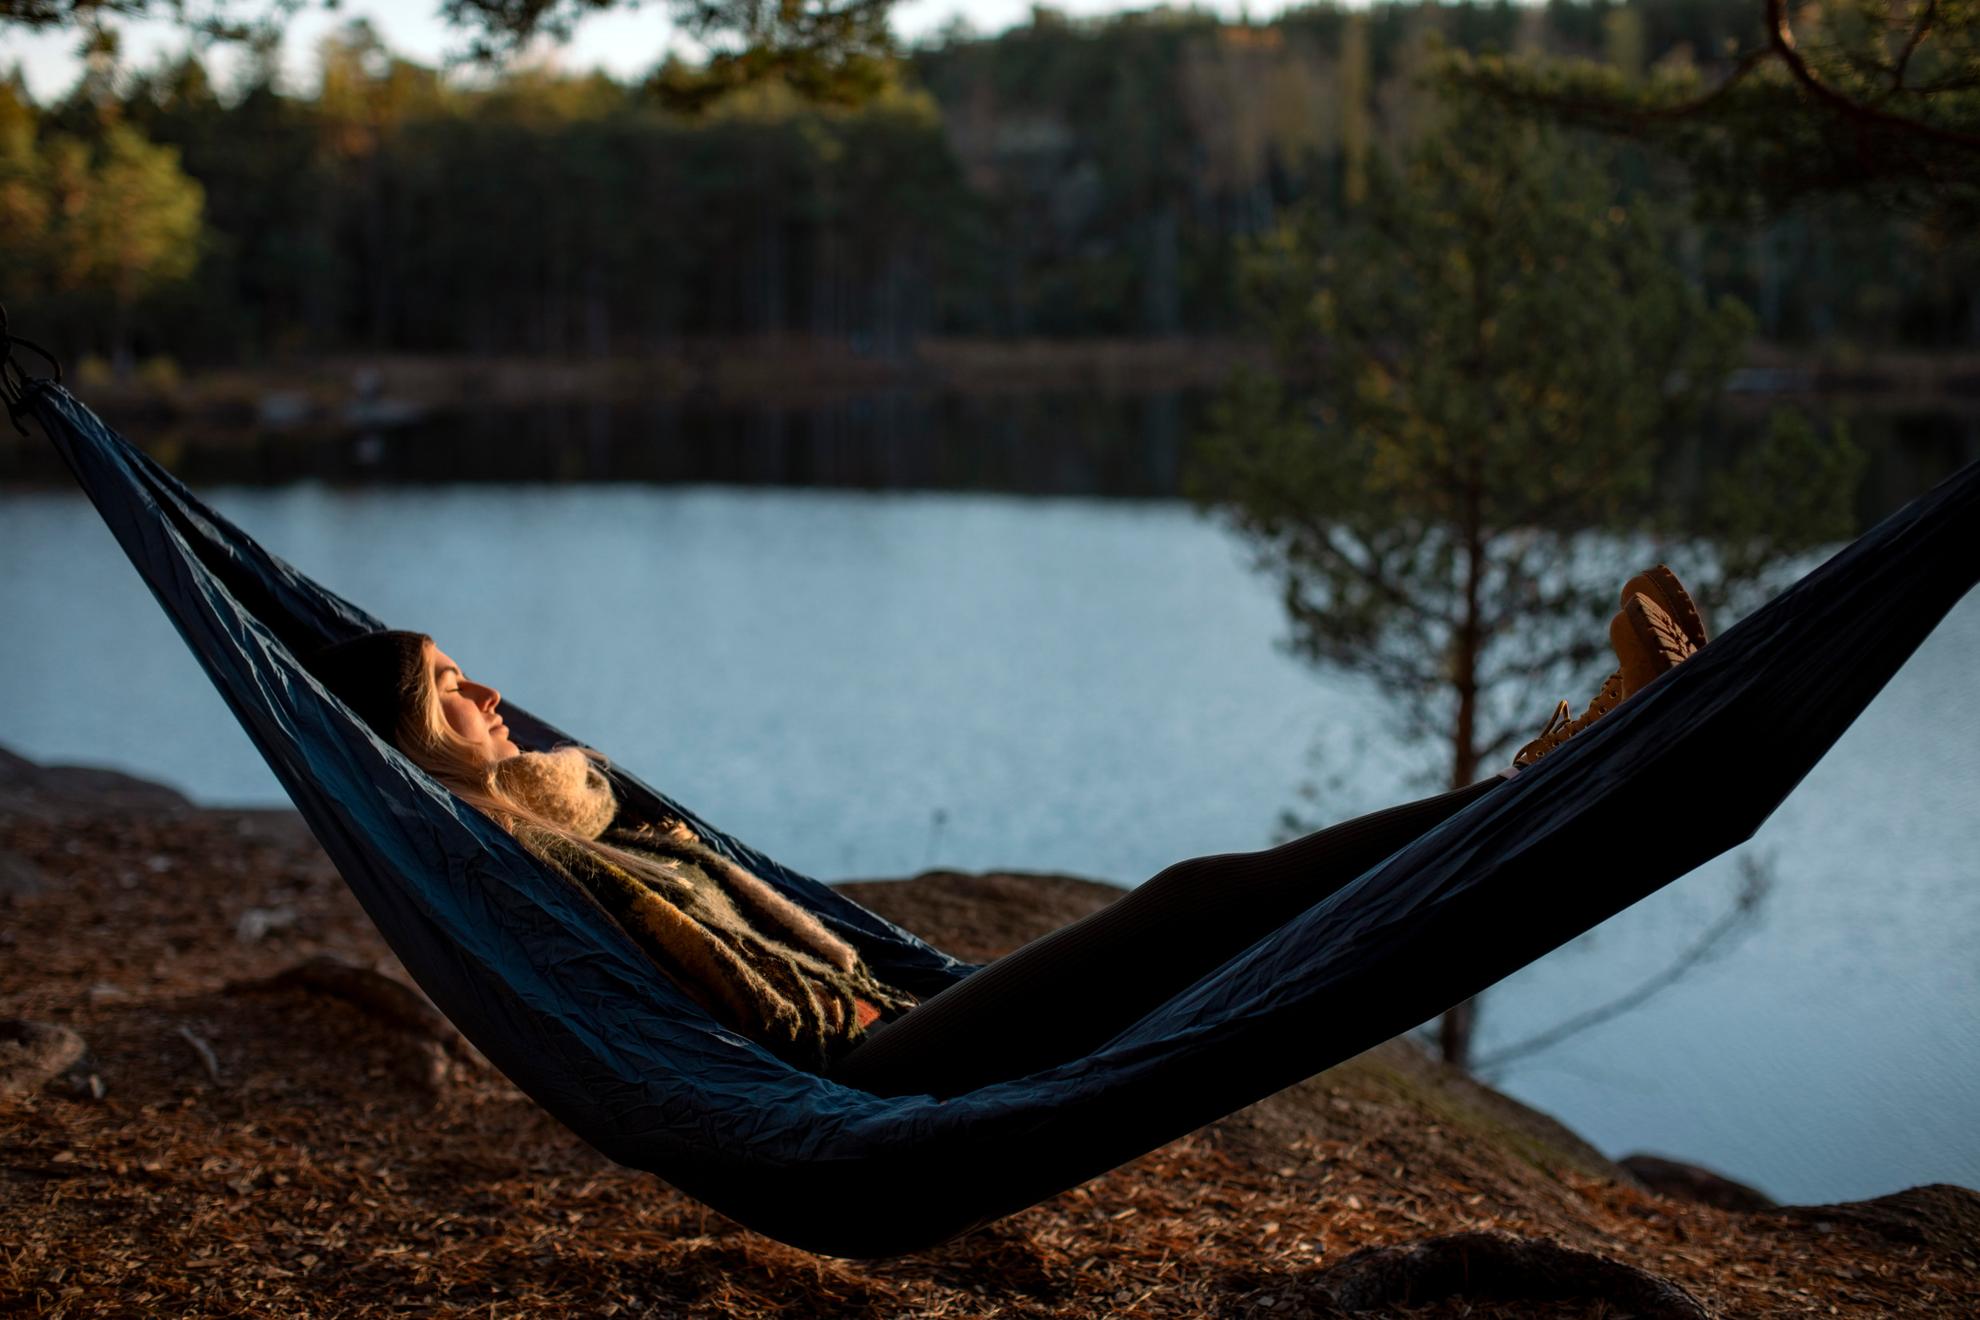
[{"left": 466, "top": 680, "right": 501, "bottom": 712}]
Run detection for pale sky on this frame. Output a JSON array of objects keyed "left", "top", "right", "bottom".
[{"left": 2, "top": 0, "right": 1277, "bottom": 103}]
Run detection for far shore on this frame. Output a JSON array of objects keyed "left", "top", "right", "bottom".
[{"left": 24, "top": 337, "right": 1980, "bottom": 427}]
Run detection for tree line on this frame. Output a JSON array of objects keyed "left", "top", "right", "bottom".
[{"left": 2, "top": 0, "right": 1975, "bottom": 373}]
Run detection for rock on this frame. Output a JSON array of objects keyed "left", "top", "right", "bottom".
[
  {"left": 0, "top": 1018, "right": 103, "bottom": 1100},
  {"left": 236, "top": 904, "right": 302, "bottom": 943},
  {"left": 1772, "top": 1183, "right": 1980, "bottom": 1258},
  {"left": 1315, "top": 1230, "right": 1711, "bottom": 1317},
  {"left": 0, "top": 744, "right": 192, "bottom": 820},
  {"left": 1619, "top": 1153, "right": 1776, "bottom": 1213}
]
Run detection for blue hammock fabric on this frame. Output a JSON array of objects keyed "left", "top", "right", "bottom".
[{"left": 28, "top": 378, "right": 1980, "bottom": 1258}]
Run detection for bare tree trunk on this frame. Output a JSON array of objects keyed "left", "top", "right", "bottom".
[
  {"left": 1439, "top": 466, "right": 1487, "bottom": 1068},
  {"left": 366, "top": 154, "right": 389, "bottom": 351},
  {"left": 755, "top": 205, "right": 785, "bottom": 334},
  {"left": 584, "top": 256, "right": 610, "bottom": 358},
  {"left": 1440, "top": 999, "right": 1479, "bottom": 1069},
  {"left": 110, "top": 292, "right": 134, "bottom": 382},
  {"left": 1452, "top": 524, "right": 1483, "bottom": 790},
  {"left": 1141, "top": 201, "right": 1180, "bottom": 336}
]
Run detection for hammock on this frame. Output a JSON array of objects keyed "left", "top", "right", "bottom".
[{"left": 21, "top": 377, "right": 1979, "bottom": 1258}]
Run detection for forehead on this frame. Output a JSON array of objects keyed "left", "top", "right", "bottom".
[{"left": 426, "top": 643, "right": 460, "bottom": 676}]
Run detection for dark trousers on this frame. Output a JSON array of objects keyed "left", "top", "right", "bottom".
[{"left": 831, "top": 775, "right": 1504, "bottom": 1098}]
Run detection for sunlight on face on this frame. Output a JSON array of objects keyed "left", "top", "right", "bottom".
[{"left": 425, "top": 641, "right": 521, "bottom": 766}]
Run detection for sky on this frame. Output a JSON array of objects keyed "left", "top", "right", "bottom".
[{"left": 1, "top": 0, "right": 1276, "bottom": 103}]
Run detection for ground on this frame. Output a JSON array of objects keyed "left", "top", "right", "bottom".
[{"left": 2, "top": 752, "right": 1975, "bottom": 1317}]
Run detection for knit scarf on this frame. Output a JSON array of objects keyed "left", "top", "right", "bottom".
[{"left": 500, "top": 749, "right": 916, "bottom": 1071}]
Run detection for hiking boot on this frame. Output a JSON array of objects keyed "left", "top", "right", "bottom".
[
  {"left": 1612, "top": 590, "right": 1698, "bottom": 696},
  {"left": 1620, "top": 564, "right": 1708, "bottom": 650},
  {"left": 1513, "top": 591, "right": 1698, "bottom": 768},
  {"left": 1513, "top": 677, "right": 1623, "bottom": 768}
]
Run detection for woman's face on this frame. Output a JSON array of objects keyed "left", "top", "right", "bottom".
[{"left": 425, "top": 642, "right": 521, "bottom": 766}]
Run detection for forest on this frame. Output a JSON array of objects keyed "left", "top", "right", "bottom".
[{"left": 3, "top": 0, "right": 1976, "bottom": 374}]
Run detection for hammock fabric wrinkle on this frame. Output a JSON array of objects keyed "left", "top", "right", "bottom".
[{"left": 26, "top": 379, "right": 1980, "bottom": 1257}]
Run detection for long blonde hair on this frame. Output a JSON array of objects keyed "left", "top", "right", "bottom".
[
  {"left": 391, "top": 654, "right": 862, "bottom": 975},
  {"left": 391, "top": 660, "right": 663, "bottom": 875}
]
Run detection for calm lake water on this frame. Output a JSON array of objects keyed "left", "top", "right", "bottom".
[{"left": 1, "top": 482, "right": 1975, "bottom": 1206}]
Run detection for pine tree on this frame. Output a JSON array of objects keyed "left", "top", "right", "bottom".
[{"left": 1191, "top": 102, "right": 1857, "bottom": 1065}]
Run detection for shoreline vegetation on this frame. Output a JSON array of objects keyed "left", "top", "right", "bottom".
[
  {"left": 4, "top": 744, "right": 1976, "bottom": 1314},
  {"left": 9, "top": 3, "right": 1979, "bottom": 404},
  {"left": 24, "top": 339, "right": 1980, "bottom": 424}
]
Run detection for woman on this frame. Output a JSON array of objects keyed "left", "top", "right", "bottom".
[{"left": 310, "top": 568, "right": 1705, "bottom": 1099}]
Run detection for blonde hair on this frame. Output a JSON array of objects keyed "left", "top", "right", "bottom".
[
  {"left": 391, "top": 652, "right": 861, "bottom": 975},
  {"left": 392, "top": 656, "right": 670, "bottom": 883}
]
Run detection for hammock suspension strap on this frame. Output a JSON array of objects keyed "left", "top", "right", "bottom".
[{"left": 0, "top": 302, "right": 64, "bottom": 436}]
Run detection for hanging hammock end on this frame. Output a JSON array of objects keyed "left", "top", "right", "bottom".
[{"left": 0, "top": 301, "right": 64, "bottom": 436}]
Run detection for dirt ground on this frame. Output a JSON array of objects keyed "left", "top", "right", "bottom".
[{"left": 2, "top": 757, "right": 1975, "bottom": 1317}]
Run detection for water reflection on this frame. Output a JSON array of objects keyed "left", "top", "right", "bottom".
[
  {"left": 5, "top": 390, "right": 1196, "bottom": 495},
  {"left": 6, "top": 390, "right": 1975, "bottom": 524}
]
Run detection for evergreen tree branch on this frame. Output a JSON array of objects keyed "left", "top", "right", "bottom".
[
  {"left": 1764, "top": 0, "right": 1980, "bottom": 147},
  {"left": 1887, "top": 0, "right": 1938, "bottom": 96},
  {"left": 1452, "top": 48, "right": 1772, "bottom": 129}
]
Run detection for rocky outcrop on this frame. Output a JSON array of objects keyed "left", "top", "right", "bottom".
[
  {"left": 1772, "top": 1183, "right": 1980, "bottom": 1258},
  {"left": 1621, "top": 1153, "right": 1776, "bottom": 1213},
  {"left": 0, "top": 746, "right": 192, "bottom": 820},
  {"left": 4, "top": 744, "right": 1975, "bottom": 1316}
]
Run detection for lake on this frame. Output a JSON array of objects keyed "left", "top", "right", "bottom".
[{"left": 1, "top": 479, "right": 1975, "bottom": 1207}]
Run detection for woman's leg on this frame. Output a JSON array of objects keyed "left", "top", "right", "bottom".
[{"left": 833, "top": 775, "right": 1503, "bottom": 1098}]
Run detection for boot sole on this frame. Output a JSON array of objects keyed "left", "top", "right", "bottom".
[
  {"left": 1613, "top": 594, "right": 1696, "bottom": 695},
  {"left": 1621, "top": 565, "right": 1708, "bottom": 649}
]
